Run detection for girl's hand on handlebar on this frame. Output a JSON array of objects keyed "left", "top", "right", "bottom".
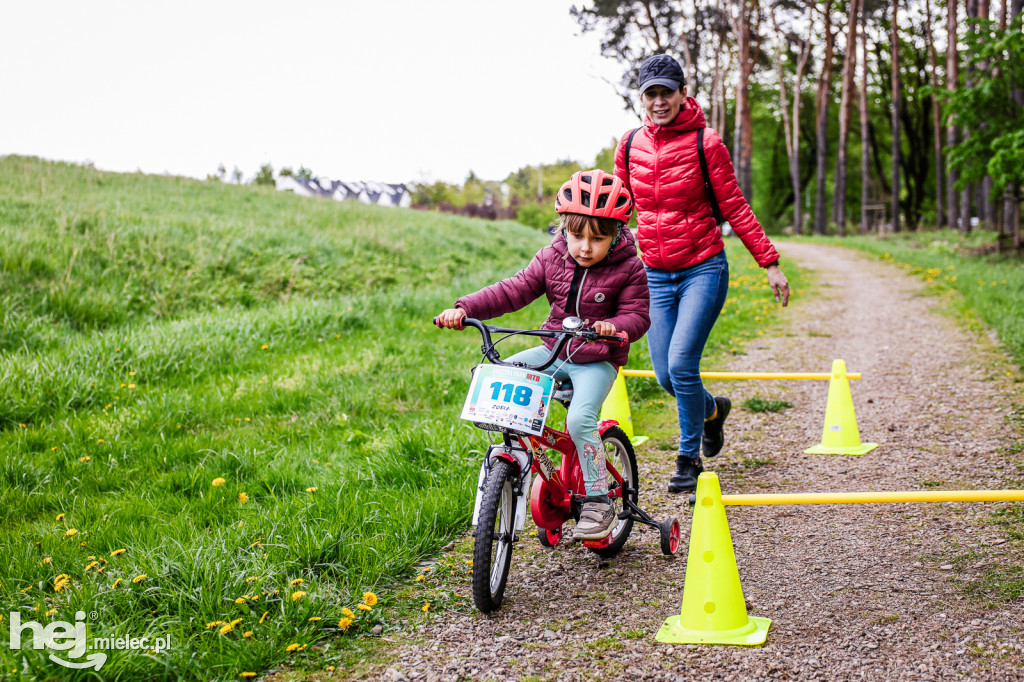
[
  {"left": 435, "top": 308, "right": 467, "bottom": 330},
  {"left": 592, "top": 320, "right": 618, "bottom": 337}
]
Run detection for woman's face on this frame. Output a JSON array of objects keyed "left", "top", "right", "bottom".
[{"left": 642, "top": 85, "right": 687, "bottom": 126}]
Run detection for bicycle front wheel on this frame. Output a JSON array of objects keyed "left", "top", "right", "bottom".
[{"left": 472, "top": 458, "right": 517, "bottom": 612}]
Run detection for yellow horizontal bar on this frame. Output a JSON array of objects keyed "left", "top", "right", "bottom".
[
  {"left": 621, "top": 369, "right": 862, "bottom": 380},
  {"left": 720, "top": 490, "right": 1024, "bottom": 506}
]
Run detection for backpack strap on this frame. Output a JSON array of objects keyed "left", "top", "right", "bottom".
[
  {"left": 624, "top": 127, "right": 640, "bottom": 172},
  {"left": 697, "top": 127, "right": 726, "bottom": 227}
]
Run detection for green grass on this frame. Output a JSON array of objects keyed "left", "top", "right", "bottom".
[
  {"left": 0, "top": 156, "right": 810, "bottom": 680},
  {"left": 742, "top": 397, "right": 793, "bottom": 413},
  {"left": 0, "top": 156, "right": 551, "bottom": 681}
]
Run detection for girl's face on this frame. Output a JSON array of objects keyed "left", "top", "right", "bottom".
[
  {"left": 642, "top": 85, "right": 687, "bottom": 126},
  {"left": 566, "top": 225, "right": 614, "bottom": 267}
]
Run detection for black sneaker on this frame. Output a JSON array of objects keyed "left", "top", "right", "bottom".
[
  {"left": 702, "top": 396, "right": 731, "bottom": 458},
  {"left": 667, "top": 456, "right": 703, "bottom": 493}
]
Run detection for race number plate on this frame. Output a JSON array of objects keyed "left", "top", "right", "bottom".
[{"left": 461, "top": 364, "right": 554, "bottom": 436}]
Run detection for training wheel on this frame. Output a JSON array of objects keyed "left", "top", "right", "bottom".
[
  {"left": 659, "top": 517, "right": 680, "bottom": 555},
  {"left": 537, "top": 525, "right": 562, "bottom": 548}
]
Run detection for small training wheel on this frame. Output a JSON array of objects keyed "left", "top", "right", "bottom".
[
  {"left": 659, "top": 517, "right": 680, "bottom": 555},
  {"left": 538, "top": 525, "right": 562, "bottom": 548}
]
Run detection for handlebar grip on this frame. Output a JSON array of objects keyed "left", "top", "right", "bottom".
[{"left": 595, "top": 332, "right": 628, "bottom": 345}]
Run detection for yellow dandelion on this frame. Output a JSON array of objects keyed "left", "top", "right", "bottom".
[
  {"left": 55, "top": 513, "right": 65, "bottom": 522},
  {"left": 422, "top": 601, "right": 430, "bottom": 612},
  {"left": 290, "top": 578, "right": 304, "bottom": 586},
  {"left": 238, "top": 492, "right": 249, "bottom": 504},
  {"left": 308, "top": 617, "right": 321, "bottom": 622},
  {"left": 415, "top": 574, "right": 425, "bottom": 582},
  {"left": 286, "top": 643, "right": 301, "bottom": 652},
  {"left": 206, "top": 621, "right": 225, "bottom": 629},
  {"left": 212, "top": 477, "right": 226, "bottom": 487},
  {"left": 291, "top": 591, "right": 307, "bottom": 602},
  {"left": 260, "top": 344, "right": 269, "bottom": 350},
  {"left": 45, "top": 609, "right": 57, "bottom": 618},
  {"left": 362, "top": 592, "right": 378, "bottom": 606},
  {"left": 51, "top": 446, "right": 58, "bottom": 451},
  {"left": 235, "top": 597, "right": 247, "bottom": 605},
  {"left": 132, "top": 574, "right": 147, "bottom": 584},
  {"left": 112, "top": 578, "right": 123, "bottom": 589},
  {"left": 241, "top": 672, "right": 257, "bottom": 678},
  {"left": 111, "top": 549, "right": 126, "bottom": 557},
  {"left": 338, "top": 617, "right": 353, "bottom": 631},
  {"left": 80, "top": 541, "right": 86, "bottom": 547},
  {"left": 305, "top": 487, "right": 318, "bottom": 493},
  {"left": 84, "top": 561, "right": 98, "bottom": 572},
  {"left": 41, "top": 557, "right": 51, "bottom": 566},
  {"left": 79, "top": 456, "right": 91, "bottom": 462},
  {"left": 242, "top": 631, "right": 253, "bottom": 638},
  {"left": 327, "top": 667, "right": 335, "bottom": 672},
  {"left": 357, "top": 604, "right": 372, "bottom": 612},
  {"left": 245, "top": 576, "right": 257, "bottom": 583},
  {"left": 129, "top": 371, "right": 136, "bottom": 376},
  {"left": 219, "top": 622, "right": 234, "bottom": 635},
  {"left": 127, "top": 384, "right": 136, "bottom": 390},
  {"left": 64, "top": 528, "right": 78, "bottom": 537},
  {"left": 259, "top": 611, "right": 269, "bottom": 624},
  {"left": 341, "top": 607, "right": 355, "bottom": 618}
]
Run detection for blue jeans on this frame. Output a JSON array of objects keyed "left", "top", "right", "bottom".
[
  {"left": 504, "top": 346, "right": 618, "bottom": 496},
  {"left": 646, "top": 251, "right": 729, "bottom": 458}
]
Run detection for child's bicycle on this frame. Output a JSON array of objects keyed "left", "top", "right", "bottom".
[{"left": 437, "top": 315, "right": 681, "bottom": 613}]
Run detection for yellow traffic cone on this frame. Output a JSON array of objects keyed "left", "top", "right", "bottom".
[
  {"left": 599, "top": 370, "right": 648, "bottom": 445},
  {"left": 804, "top": 359, "right": 877, "bottom": 455},
  {"left": 657, "top": 472, "right": 771, "bottom": 646}
]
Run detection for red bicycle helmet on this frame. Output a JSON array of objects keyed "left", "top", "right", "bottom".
[{"left": 554, "top": 169, "right": 633, "bottom": 224}]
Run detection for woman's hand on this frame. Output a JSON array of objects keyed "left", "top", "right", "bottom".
[
  {"left": 766, "top": 265, "right": 790, "bottom": 307},
  {"left": 435, "top": 308, "right": 466, "bottom": 329}
]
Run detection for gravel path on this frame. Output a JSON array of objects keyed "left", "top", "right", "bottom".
[{"left": 360, "top": 242, "right": 1024, "bottom": 681}]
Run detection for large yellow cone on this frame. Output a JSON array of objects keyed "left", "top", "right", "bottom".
[
  {"left": 804, "top": 359, "right": 877, "bottom": 455},
  {"left": 657, "top": 472, "right": 771, "bottom": 646},
  {"left": 599, "top": 370, "right": 647, "bottom": 445}
]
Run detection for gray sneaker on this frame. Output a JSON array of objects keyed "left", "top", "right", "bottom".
[{"left": 574, "top": 496, "right": 615, "bottom": 540}]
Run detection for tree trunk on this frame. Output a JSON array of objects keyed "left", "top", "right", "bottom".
[
  {"left": 959, "top": 0, "right": 979, "bottom": 234},
  {"left": 732, "top": 0, "right": 758, "bottom": 199},
  {"left": 832, "top": 0, "right": 861, "bottom": 235},
  {"left": 891, "top": 0, "right": 901, "bottom": 232},
  {"left": 773, "top": 8, "right": 811, "bottom": 235},
  {"left": 860, "top": 0, "right": 872, "bottom": 234},
  {"left": 814, "top": 0, "right": 836, "bottom": 235},
  {"left": 925, "top": 0, "right": 945, "bottom": 228},
  {"left": 946, "top": 0, "right": 960, "bottom": 228}
]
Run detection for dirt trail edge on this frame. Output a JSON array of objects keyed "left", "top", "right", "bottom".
[{"left": 363, "top": 241, "right": 1024, "bottom": 681}]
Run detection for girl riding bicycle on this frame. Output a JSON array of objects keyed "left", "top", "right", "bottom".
[{"left": 435, "top": 169, "right": 650, "bottom": 541}]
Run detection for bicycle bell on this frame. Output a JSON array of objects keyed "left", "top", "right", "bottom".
[{"left": 561, "top": 316, "right": 584, "bottom": 332}]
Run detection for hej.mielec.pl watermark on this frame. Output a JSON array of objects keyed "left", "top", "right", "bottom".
[{"left": 7, "top": 610, "right": 172, "bottom": 670}]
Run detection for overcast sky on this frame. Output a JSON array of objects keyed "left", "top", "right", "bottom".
[{"left": 1, "top": 1, "right": 644, "bottom": 185}]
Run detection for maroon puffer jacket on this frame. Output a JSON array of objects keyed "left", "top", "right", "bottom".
[
  {"left": 614, "top": 97, "right": 779, "bottom": 270},
  {"left": 454, "top": 228, "right": 650, "bottom": 367}
]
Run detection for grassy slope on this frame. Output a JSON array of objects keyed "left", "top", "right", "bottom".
[{"left": 0, "top": 156, "right": 805, "bottom": 680}]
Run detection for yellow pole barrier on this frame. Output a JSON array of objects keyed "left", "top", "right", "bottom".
[
  {"left": 720, "top": 490, "right": 1024, "bottom": 506},
  {"left": 620, "top": 369, "right": 862, "bottom": 380}
]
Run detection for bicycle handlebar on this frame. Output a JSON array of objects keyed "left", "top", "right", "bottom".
[{"left": 432, "top": 317, "right": 625, "bottom": 371}]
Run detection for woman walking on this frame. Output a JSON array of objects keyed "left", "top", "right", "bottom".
[{"left": 615, "top": 54, "right": 790, "bottom": 493}]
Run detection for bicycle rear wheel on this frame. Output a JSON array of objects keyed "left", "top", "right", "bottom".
[
  {"left": 589, "top": 426, "right": 638, "bottom": 558},
  {"left": 472, "top": 458, "right": 517, "bottom": 612}
]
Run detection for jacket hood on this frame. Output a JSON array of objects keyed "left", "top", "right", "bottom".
[
  {"left": 643, "top": 96, "right": 706, "bottom": 134},
  {"left": 550, "top": 224, "right": 639, "bottom": 267}
]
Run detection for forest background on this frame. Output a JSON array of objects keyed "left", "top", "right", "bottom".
[{"left": 245, "top": 0, "right": 1024, "bottom": 248}]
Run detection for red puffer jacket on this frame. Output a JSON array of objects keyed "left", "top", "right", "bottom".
[
  {"left": 454, "top": 228, "right": 650, "bottom": 368},
  {"left": 614, "top": 97, "right": 779, "bottom": 271}
]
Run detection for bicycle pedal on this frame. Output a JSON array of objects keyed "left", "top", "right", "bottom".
[
  {"left": 582, "top": 537, "right": 611, "bottom": 549},
  {"left": 616, "top": 510, "right": 631, "bottom": 520}
]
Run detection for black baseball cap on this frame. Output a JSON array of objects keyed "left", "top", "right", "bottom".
[{"left": 638, "top": 54, "right": 685, "bottom": 93}]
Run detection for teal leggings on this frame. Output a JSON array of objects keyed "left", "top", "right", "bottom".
[{"left": 505, "top": 346, "right": 617, "bottom": 496}]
